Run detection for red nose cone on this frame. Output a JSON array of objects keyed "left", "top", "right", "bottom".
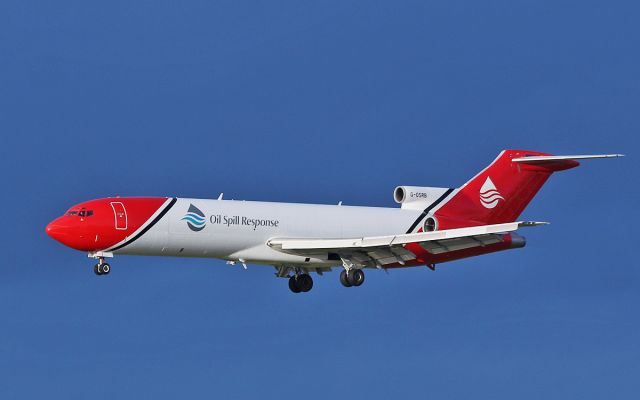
[
  {"left": 46, "top": 217, "right": 90, "bottom": 250},
  {"left": 46, "top": 219, "right": 66, "bottom": 243}
]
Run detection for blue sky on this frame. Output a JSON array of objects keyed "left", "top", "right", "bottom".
[{"left": 1, "top": 0, "right": 638, "bottom": 398}]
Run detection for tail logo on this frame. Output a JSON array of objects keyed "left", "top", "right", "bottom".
[
  {"left": 182, "top": 204, "right": 206, "bottom": 231},
  {"left": 479, "top": 176, "right": 505, "bottom": 209}
]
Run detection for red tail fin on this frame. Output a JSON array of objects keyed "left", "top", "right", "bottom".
[{"left": 434, "top": 150, "right": 579, "bottom": 228}]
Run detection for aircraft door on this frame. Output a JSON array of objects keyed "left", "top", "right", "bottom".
[{"left": 110, "top": 202, "right": 128, "bottom": 230}]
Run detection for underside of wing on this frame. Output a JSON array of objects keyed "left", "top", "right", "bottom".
[{"left": 268, "top": 221, "right": 545, "bottom": 268}]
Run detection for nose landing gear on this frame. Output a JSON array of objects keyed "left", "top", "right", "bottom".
[
  {"left": 89, "top": 253, "right": 113, "bottom": 276},
  {"left": 93, "top": 259, "right": 111, "bottom": 276}
]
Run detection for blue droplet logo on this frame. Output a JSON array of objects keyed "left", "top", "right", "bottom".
[{"left": 182, "top": 204, "right": 206, "bottom": 231}]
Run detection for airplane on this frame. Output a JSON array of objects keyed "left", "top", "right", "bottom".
[{"left": 46, "top": 150, "right": 622, "bottom": 293}]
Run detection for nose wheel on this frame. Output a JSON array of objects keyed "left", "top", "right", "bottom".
[{"left": 93, "top": 259, "right": 111, "bottom": 276}]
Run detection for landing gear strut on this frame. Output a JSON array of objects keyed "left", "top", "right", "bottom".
[
  {"left": 94, "top": 258, "right": 111, "bottom": 276},
  {"left": 340, "top": 269, "right": 364, "bottom": 288},
  {"left": 288, "top": 273, "right": 313, "bottom": 293}
]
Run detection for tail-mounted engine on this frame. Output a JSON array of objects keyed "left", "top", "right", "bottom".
[{"left": 393, "top": 186, "right": 452, "bottom": 210}]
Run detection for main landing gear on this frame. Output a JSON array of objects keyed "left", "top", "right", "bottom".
[
  {"left": 340, "top": 269, "right": 365, "bottom": 288},
  {"left": 279, "top": 266, "right": 365, "bottom": 293},
  {"left": 93, "top": 258, "right": 111, "bottom": 276},
  {"left": 288, "top": 273, "right": 313, "bottom": 293}
]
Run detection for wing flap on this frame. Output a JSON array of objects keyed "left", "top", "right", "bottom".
[{"left": 419, "top": 233, "right": 503, "bottom": 254}]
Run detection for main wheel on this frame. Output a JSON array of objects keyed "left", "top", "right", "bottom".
[
  {"left": 288, "top": 276, "right": 302, "bottom": 293},
  {"left": 340, "top": 270, "right": 352, "bottom": 287},
  {"left": 297, "top": 274, "right": 313, "bottom": 292},
  {"left": 348, "top": 269, "right": 365, "bottom": 287}
]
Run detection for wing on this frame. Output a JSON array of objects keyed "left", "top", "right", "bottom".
[{"left": 267, "top": 221, "right": 546, "bottom": 268}]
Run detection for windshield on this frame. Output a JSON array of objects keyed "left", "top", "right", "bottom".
[{"left": 66, "top": 209, "right": 93, "bottom": 217}]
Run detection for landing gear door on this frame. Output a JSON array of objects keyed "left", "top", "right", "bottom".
[{"left": 110, "top": 202, "right": 128, "bottom": 230}]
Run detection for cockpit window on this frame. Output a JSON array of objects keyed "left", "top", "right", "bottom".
[{"left": 66, "top": 210, "right": 94, "bottom": 217}]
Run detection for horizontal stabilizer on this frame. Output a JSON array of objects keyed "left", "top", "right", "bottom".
[
  {"left": 512, "top": 153, "right": 623, "bottom": 163},
  {"left": 510, "top": 153, "right": 623, "bottom": 172}
]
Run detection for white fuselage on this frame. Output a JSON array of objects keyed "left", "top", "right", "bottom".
[{"left": 117, "top": 198, "right": 420, "bottom": 266}]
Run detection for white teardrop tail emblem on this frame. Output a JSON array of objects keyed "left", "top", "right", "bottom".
[{"left": 479, "top": 176, "right": 505, "bottom": 209}]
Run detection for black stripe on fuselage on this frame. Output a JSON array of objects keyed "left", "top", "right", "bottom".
[
  {"left": 109, "top": 197, "right": 177, "bottom": 252},
  {"left": 405, "top": 188, "right": 455, "bottom": 233}
]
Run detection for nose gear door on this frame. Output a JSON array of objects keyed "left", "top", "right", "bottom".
[{"left": 110, "top": 202, "right": 128, "bottom": 230}]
